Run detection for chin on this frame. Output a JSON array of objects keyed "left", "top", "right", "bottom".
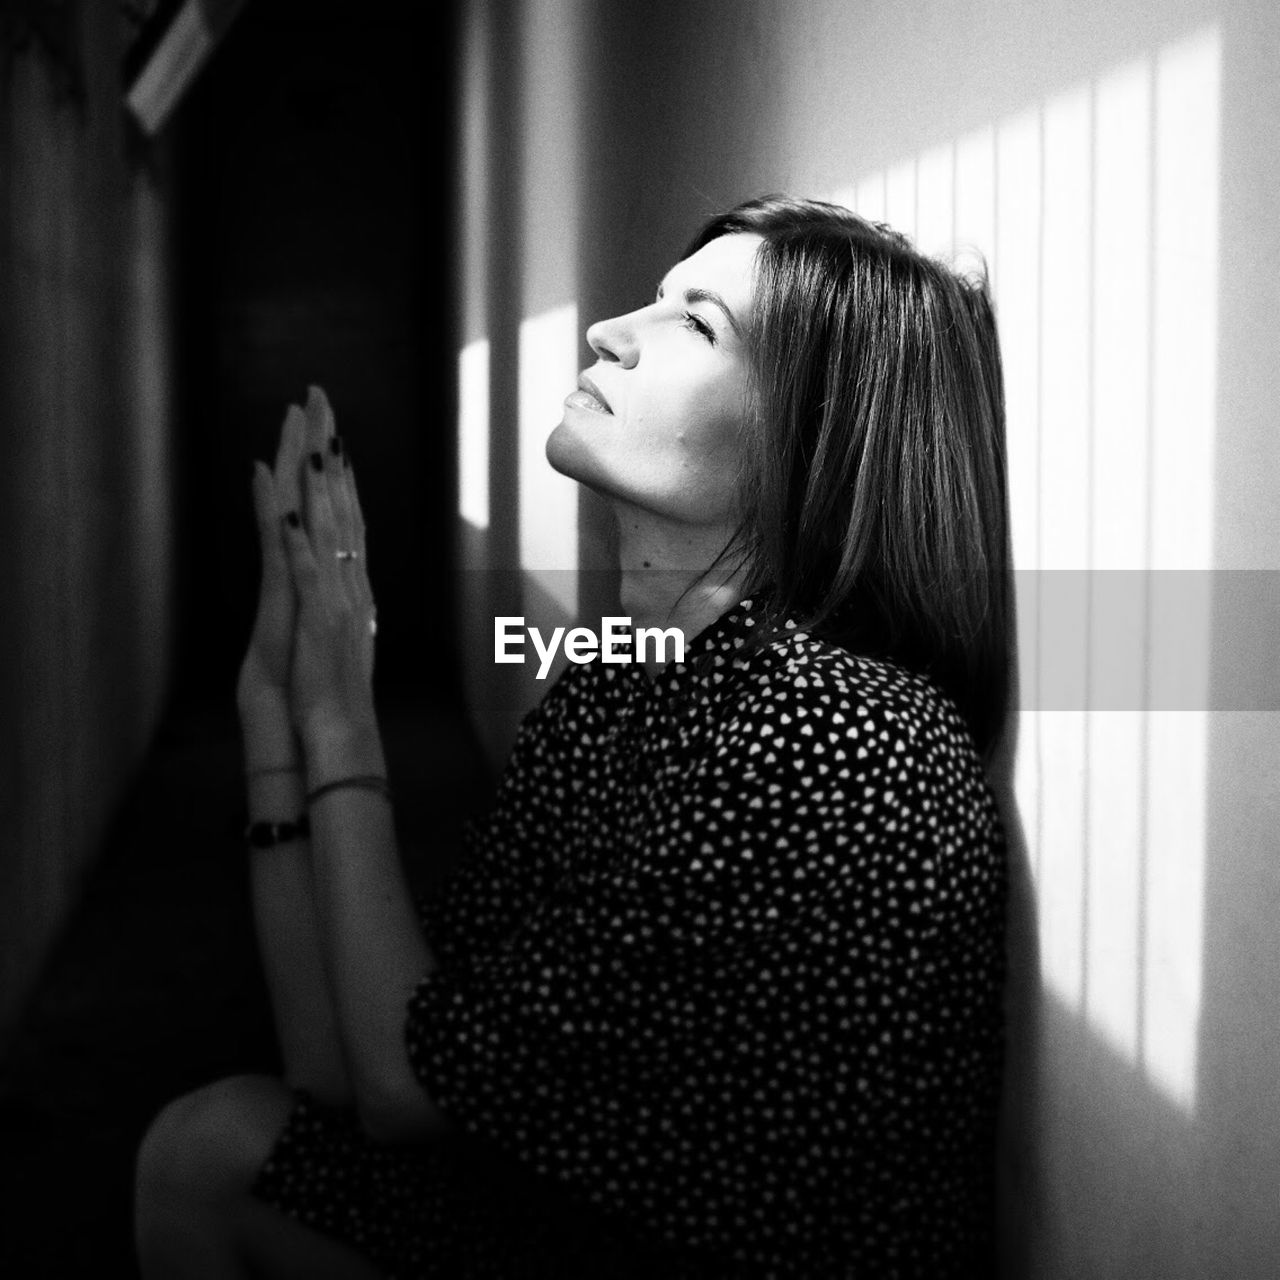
[
  {"left": 545, "top": 419, "right": 613, "bottom": 493},
  {"left": 544, "top": 419, "right": 580, "bottom": 479},
  {"left": 545, "top": 430, "right": 635, "bottom": 516}
]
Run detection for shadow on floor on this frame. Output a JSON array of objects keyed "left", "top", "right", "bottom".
[{"left": 0, "top": 695, "right": 493, "bottom": 1277}]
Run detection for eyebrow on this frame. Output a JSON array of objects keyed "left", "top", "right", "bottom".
[{"left": 656, "top": 279, "right": 744, "bottom": 339}]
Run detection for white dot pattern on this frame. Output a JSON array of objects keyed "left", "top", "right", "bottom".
[{"left": 253, "top": 597, "right": 1007, "bottom": 1278}]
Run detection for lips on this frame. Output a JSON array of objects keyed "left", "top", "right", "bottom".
[{"left": 571, "top": 373, "right": 612, "bottom": 415}]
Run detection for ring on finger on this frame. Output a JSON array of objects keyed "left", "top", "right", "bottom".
[{"left": 335, "top": 549, "right": 359, "bottom": 562}]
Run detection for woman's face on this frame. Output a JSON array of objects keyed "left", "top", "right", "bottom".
[{"left": 546, "top": 232, "right": 762, "bottom": 528}]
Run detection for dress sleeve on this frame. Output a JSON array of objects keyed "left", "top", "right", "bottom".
[{"left": 405, "top": 656, "right": 1006, "bottom": 1273}]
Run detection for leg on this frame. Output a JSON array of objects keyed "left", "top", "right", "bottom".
[{"left": 135, "top": 1074, "right": 384, "bottom": 1279}]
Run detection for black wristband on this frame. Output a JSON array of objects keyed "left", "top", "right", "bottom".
[{"left": 245, "top": 815, "right": 311, "bottom": 849}]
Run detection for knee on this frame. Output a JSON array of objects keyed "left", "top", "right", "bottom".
[{"left": 135, "top": 1073, "right": 293, "bottom": 1214}]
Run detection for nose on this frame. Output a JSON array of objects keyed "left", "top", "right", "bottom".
[{"left": 585, "top": 308, "right": 640, "bottom": 368}]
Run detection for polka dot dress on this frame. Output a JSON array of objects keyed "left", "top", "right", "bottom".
[{"left": 252, "top": 597, "right": 1007, "bottom": 1278}]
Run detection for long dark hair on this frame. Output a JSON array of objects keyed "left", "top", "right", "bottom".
[{"left": 685, "top": 195, "right": 1012, "bottom": 759}]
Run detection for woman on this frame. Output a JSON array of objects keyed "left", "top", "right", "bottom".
[{"left": 135, "top": 195, "right": 1011, "bottom": 1278}]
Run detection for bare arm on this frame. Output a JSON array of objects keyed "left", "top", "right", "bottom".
[
  {"left": 299, "top": 720, "right": 448, "bottom": 1140},
  {"left": 238, "top": 392, "right": 351, "bottom": 1101},
  {"left": 276, "top": 385, "right": 449, "bottom": 1141},
  {"left": 243, "top": 757, "right": 352, "bottom": 1103}
]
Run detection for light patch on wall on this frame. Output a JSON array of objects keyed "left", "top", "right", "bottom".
[
  {"left": 457, "top": 0, "right": 491, "bottom": 346},
  {"left": 455, "top": 0, "right": 491, "bottom": 537},
  {"left": 1082, "top": 55, "right": 1152, "bottom": 1067},
  {"left": 994, "top": 108, "right": 1044, "bottom": 873},
  {"left": 831, "top": 25, "right": 1220, "bottom": 1111},
  {"left": 1138, "top": 27, "right": 1220, "bottom": 1106},
  {"left": 457, "top": 339, "right": 490, "bottom": 531},
  {"left": 518, "top": 304, "right": 580, "bottom": 615}
]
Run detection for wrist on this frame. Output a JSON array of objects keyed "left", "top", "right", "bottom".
[
  {"left": 240, "top": 699, "right": 301, "bottom": 774},
  {"left": 302, "top": 716, "right": 386, "bottom": 786},
  {"left": 236, "top": 660, "right": 289, "bottom": 716}
]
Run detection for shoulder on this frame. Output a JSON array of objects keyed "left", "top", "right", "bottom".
[
  {"left": 648, "top": 627, "right": 1004, "bottom": 938},
  {"left": 724, "top": 630, "right": 1005, "bottom": 906},
  {"left": 703, "top": 629, "right": 1004, "bottom": 865},
  {"left": 712, "top": 626, "right": 982, "bottom": 778}
]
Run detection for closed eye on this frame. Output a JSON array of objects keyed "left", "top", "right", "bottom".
[
  {"left": 656, "top": 279, "right": 739, "bottom": 344},
  {"left": 681, "top": 310, "right": 717, "bottom": 344}
]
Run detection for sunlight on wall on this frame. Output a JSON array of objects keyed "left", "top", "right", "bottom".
[
  {"left": 457, "top": 339, "right": 490, "bottom": 531},
  {"left": 455, "top": 0, "right": 491, "bottom": 537},
  {"left": 454, "top": 0, "right": 582, "bottom": 623},
  {"left": 831, "top": 25, "right": 1220, "bottom": 1110},
  {"left": 518, "top": 304, "right": 580, "bottom": 613},
  {"left": 1139, "top": 29, "right": 1219, "bottom": 1105}
]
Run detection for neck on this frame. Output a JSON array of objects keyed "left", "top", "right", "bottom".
[{"left": 612, "top": 504, "right": 745, "bottom": 676}]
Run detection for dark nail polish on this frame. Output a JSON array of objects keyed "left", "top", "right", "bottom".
[
  {"left": 309, "top": 451, "right": 323, "bottom": 472},
  {"left": 285, "top": 511, "right": 300, "bottom": 528},
  {"left": 329, "top": 435, "right": 343, "bottom": 457}
]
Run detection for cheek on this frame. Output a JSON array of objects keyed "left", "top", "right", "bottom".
[
  {"left": 682, "top": 418, "right": 744, "bottom": 516},
  {"left": 664, "top": 379, "right": 741, "bottom": 455},
  {"left": 685, "top": 399, "right": 743, "bottom": 471}
]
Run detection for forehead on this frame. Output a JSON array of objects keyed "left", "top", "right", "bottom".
[{"left": 664, "top": 232, "right": 763, "bottom": 308}]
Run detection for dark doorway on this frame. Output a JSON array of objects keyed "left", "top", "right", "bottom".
[
  {"left": 173, "top": 0, "right": 459, "bottom": 709},
  {"left": 0, "top": 5, "right": 483, "bottom": 1275}
]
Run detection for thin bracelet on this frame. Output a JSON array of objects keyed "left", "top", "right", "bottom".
[{"left": 305, "top": 774, "right": 392, "bottom": 806}]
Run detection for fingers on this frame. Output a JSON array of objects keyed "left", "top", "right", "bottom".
[
  {"left": 275, "top": 386, "right": 370, "bottom": 625},
  {"left": 303, "top": 383, "right": 330, "bottom": 457},
  {"left": 251, "top": 459, "right": 280, "bottom": 547},
  {"left": 286, "top": 387, "right": 341, "bottom": 591},
  {"left": 338, "top": 456, "right": 370, "bottom": 615},
  {"left": 251, "top": 460, "right": 293, "bottom": 581},
  {"left": 307, "top": 387, "right": 369, "bottom": 611},
  {"left": 301, "top": 386, "right": 348, "bottom": 548},
  {"left": 289, "top": 386, "right": 340, "bottom": 541},
  {"left": 279, "top": 496, "right": 368, "bottom": 651},
  {"left": 251, "top": 458, "right": 274, "bottom": 530},
  {"left": 300, "top": 386, "right": 328, "bottom": 534},
  {"left": 279, "top": 507, "right": 323, "bottom": 616},
  {"left": 345, "top": 456, "right": 368, "bottom": 562},
  {"left": 318, "top": 391, "right": 358, "bottom": 564},
  {"left": 273, "top": 403, "right": 307, "bottom": 520},
  {"left": 339, "top": 462, "right": 376, "bottom": 660},
  {"left": 303, "top": 451, "right": 346, "bottom": 604}
]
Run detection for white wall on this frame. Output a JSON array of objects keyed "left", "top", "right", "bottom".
[{"left": 454, "top": 1, "right": 1280, "bottom": 1272}]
